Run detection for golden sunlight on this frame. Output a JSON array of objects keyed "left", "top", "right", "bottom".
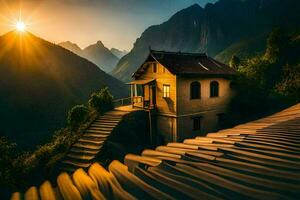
[{"left": 15, "top": 21, "right": 26, "bottom": 32}]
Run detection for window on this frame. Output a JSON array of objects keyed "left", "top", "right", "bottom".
[
  {"left": 210, "top": 81, "right": 219, "bottom": 97},
  {"left": 193, "top": 117, "right": 202, "bottom": 131},
  {"left": 163, "top": 85, "right": 170, "bottom": 98},
  {"left": 153, "top": 63, "right": 157, "bottom": 73},
  {"left": 190, "top": 81, "right": 201, "bottom": 99}
]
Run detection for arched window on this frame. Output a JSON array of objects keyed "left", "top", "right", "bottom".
[
  {"left": 210, "top": 81, "right": 219, "bottom": 97},
  {"left": 190, "top": 81, "right": 201, "bottom": 99}
]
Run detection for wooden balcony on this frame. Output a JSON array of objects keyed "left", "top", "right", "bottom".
[{"left": 113, "top": 96, "right": 155, "bottom": 110}]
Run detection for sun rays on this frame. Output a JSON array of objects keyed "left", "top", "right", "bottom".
[{"left": 15, "top": 21, "right": 26, "bottom": 32}]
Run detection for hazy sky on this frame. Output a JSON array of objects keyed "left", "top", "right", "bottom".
[{"left": 0, "top": 0, "right": 216, "bottom": 51}]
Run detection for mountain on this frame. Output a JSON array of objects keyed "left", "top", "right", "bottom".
[
  {"left": 0, "top": 31, "right": 128, "bottom": 150},
  {"left": 81, "top": 41, "right": 119, "bottom": 73},
  {"left": 59, "top": 41, "right": 120, "bottom": 73},
  {"left": 215, "top": 34, "right": 267, "bottom": 63},
  {"left": 112, "top": 0, "right": 300, "bottom": 82},
  {"left": 58, "top": 41, "right": 82, "bottom": 55},
  {"left": 110, "top": 48, "right": 128, "bottom": 59}
]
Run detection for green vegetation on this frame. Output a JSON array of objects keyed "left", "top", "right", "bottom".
[
  {"left": 88, "top": 87, "right": 114, "bottom": 113},
  {"left": 0, "top": 88, "right": 114, "bottom": 198},
  {"left": 67, "top": 105, "right": 89, "bottom": 130},
  {"left": 228, "top": 28, "right": 300, "bottom": 124},
  {"left": 215, "top": 35, "right": 267, "bottom": 64}
]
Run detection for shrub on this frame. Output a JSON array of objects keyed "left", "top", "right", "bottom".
[
  {"left": 67, "top": 105, "right": 89, "bottom": 130},
  {"left": 229, "top": 55, "right": 241, "bottom": 70},
  {"left": 88, "top": 87, "right": 113, "bottom": 113},
  {"left": 88, "top": 92, "right": 102, "bottom": 112}
]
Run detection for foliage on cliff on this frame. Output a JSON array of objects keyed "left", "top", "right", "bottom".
[{"left": 229, "top": 28, "right": 300, "bottom": 123}]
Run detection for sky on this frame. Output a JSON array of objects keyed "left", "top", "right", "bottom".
[{"left": 0, "top": 0, "right": 216, "bottom": 51}]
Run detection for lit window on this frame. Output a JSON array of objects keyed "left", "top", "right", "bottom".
[
  {"left": 210, "top": 81, "right": 219, "bottom": 97},
  {"left": 163, "top": 85, "right": 170, "bottom": 98},
  {"left": 153, "top": 63, "right": 157, "bottom": 73},
  {"left": 190, "top": 81, "right": 201, "bottom": 99},
  {"left": 193, "top": 117, "right": 202, "bottom": 131}
]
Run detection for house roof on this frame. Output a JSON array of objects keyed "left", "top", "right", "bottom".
[
  {"left": 133, "top": 50, "right": 236, "bottom": 78},
  {"left": 15, "top": 103, "right": 300, "bottom": 199},
  {"left": 126, "top": 79, "right": 155, "bottom": 85}
]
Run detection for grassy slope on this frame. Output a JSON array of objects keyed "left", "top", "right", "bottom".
[{"left": 215, "top": 34, "right": 267, "bottom": 63}]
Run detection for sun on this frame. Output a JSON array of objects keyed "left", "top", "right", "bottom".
[{"left": 15, "top": 21, "right": 26, "bottom": 32}]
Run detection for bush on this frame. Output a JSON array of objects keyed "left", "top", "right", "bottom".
[
  {"left": 67, "top": 105, "right": 89, "bottom": 130},
  {"left": 228, "top": 28, "right": 300, "bottom": 125},
  {"left": 88, "top": 87, "right": 113, "bottom": 113}
]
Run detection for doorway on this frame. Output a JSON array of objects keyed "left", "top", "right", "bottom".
[{"left": 151, "top": 85, "right": 156, "bottom": 106}]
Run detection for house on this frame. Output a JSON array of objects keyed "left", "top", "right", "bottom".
[{"left": 128, "top": 50, "right": 236, "bottom": 142}]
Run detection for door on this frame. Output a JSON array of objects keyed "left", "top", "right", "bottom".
[{"left": 151, "top": 85, "right": 156, "bottom": 106}]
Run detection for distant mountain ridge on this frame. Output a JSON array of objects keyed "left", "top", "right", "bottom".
[
  {"left": 110, "top": 48, "right": 128, "bottom": 59},
  {"left": 58, "top": 41, "right": 82, "bottom": 55},
  {"left": 0, "top": 31, "right": 128, "bottom": 149},
  {"left": 112, "top": 0, "right": 300, "bottom": 82},
  {"left": 59, "top": 41, "right": 119, "bottom": 73}
]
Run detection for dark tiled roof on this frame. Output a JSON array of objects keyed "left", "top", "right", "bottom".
[
  {"left": 13, "top": 103, "right": 300, "bottom": 199},
  {"left": 133, "top": 50, "right": 236, "bottom": 78}
]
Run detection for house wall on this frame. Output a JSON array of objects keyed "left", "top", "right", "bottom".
[
  {"left": 137, "top": 62, "right": 234, "bottom": 143},
  {"left": 138, "top": 61, "right": 177, "bottom": 142},
  {"left": 176, "top": 110, "right": 224, "bottom": 141},
  {"left": 156, "top": 115, "right": 177, "bottom": 143},
  {"left": 176, "top": 77, "right": 233, "bottom": 141},
  {"left": 139, "top": 62, "right": 177, "bottom": 115}
]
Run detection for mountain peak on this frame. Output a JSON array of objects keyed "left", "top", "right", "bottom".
[
  {"left": 58, "top": 41, "right": 82, "bottom": 55},
  {"left": 189, "top": 3, "right": 202, "bottom": 9},
  {"left": 96, "top": 40, "right": 105, "bottom": 47},
  {"left": 110, "top": 48, "right": 128, "bottom": 59}
]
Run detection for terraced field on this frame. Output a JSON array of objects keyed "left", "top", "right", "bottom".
[{"left": 11, "top": 104, "right": 300, "bottom": 200}]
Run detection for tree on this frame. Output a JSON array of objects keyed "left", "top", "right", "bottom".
[
  {"left": 88, "top": 87, "right": 113, "bottom": 113},
  {"left": 276, "top": 63, "right": 300, "bottom": 102},
  {"left": 67, "top": 105, "right": 89, "bottom": 130},
  {"left": 229, "top": 55, "right": 241, "bottom": 70},
  {"left": 264, "top": 28, "right": 288, "bottom": 62}
]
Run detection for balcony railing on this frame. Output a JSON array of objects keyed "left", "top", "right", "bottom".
[{"left": 112, "top": 96, "right": 144, "bottom": 108}]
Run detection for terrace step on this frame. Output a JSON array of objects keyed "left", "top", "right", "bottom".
[
  {"left": 88, "top": 126, "right": 113, "bottom": 131},
  {"left": 93, "top": 122, "right": 119, "bottom": 126},
  {"left": 60, "top": 110, "right": 129, "bottom": 173},
  {"left": 81, "top": 134, "right": 108, "bottom": 141},
  {"left": 73, "top": 144, "right": 101, "bottom": 151},
  {"left": 69, "top": 147, "right": 99, "bottom": 155},
  {"left": 90, "top": 123, "right": 116, "bottom": 127},
  {"left": 66, "top": 153, "right": 95, "bottom": 161},
  {"left": 85, "top": 129, "right": 111, "bottom": 134},
  {"left": 62, "top": 160, "right": 90, "bottom": 169},
  {"left": 77, "top": 139, "right": 105, "bottom": 146}
]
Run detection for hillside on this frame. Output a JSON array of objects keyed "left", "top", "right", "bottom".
[
  {"left": 215, "top": 34, "right": 267, "bottom": 63},
  {"left": 59, "top": 41, "right": 120, "bottom": 73},
  {"left": 112, "top": 0, "right": 300, "bottom": 82},
  {"left": 110, "top": 48, "right": 128, "bottom": 59},
  {"left": 82, "top": 41, "right": 119, "bottom": 73},
  {"left": 0, "top": 31, "right": 128, "bottom": 150},
  {"left": 58, "top": 41, "right": 82, "bottom": 56}
]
